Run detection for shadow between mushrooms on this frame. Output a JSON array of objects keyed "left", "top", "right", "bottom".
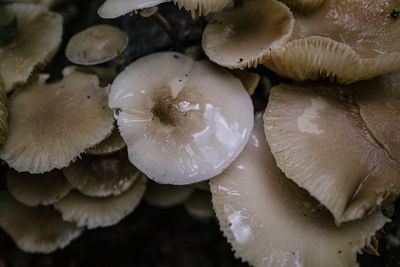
[
  {"left": 211, "top": 113, "right": 389, "bottom": 267},
  {"left": 0, "top": 3, "right": 62, "bottom": 92},
  {"left": 263, "top": 76, "right": 400, "bottom": 224},
  {"left": 0, "top": 75, "right": 7, "bottom": 144},
  {"left": 265, "top": 0, "right": 400, "bottom": 83},
  {"left": 0, "top": 69, "right": 114, "bottom": 174}
]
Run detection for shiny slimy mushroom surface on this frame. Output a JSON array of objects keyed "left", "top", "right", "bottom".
[
  {"left": 66, "top": 25, "right": 128, "bottom": 66},
  {"left": 202, "top": 0, "right": 294, "bottom": 69},
  {"left": 0, "top": 69, "right": 114, "bottom": 174},
  {"left": 211, "top": 113, "right": 389, "bottom": 267},
  {"left": 266, "top": 0, "right": 400, "bottom": 83},
  {"left": 63, "top": 151, "right": 141, "bottom": 197},
  {"left": 6, "top": 169, "right": 72, "bottom": 207},
  {"left": 98, "top": 0, "right": 169, "bottom": 19},
  {"left": 109, "top": 52, "right": 253, "bottom": 185},
  {"left": 0, "top": 3, "right": 62, "bottom": 92},
  {"left": 264, "top": 81, "right": 400, "bottom": 224},
  {"left": 0, "top": 192, "right": 83, "bottom": 254},
  {"left": 54, "top": 175, "right": 147, "bottom": 229}
]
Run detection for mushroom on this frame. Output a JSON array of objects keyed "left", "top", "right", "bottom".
[
  {"left": 280, "top": 0, "right": 325, "bottom": 12},
  {"left": 202, "top": 0, "right": 294, "bottom": 69},
  {"left": 86, "top": 125, "right": 126, "bottom": 156},
  {"left": 62, "top": 150, "right": 140, "bottom": 197},
  {"left": 210, "top": 113, "right": 389, "bottom": 267},
  {"left": 65, "top": 24, "right": 129, "bottom": 66},
  {"left": 263, "top": 77, "right": 400, "bottom": 224},
  {"left": 0, "top": 192, "right": 83, "bottom": 254},
  {"left": 0, "top": 74, "right": 7, "bottom": 144},
  {"left": 0, "top": 68, "right": 114, "bottom": 174},
  {"left": 144, "top": 181, "right": 195, "bottom": 208},
  {"left": 0, "top": 3, "right": 62, "bottom": 92},
  {"left": 265, "top": 0, "right": 400, "bottom": 83},
  {"left": 54, "top": 175, "right": 147, "bottom": 229},
  {"left": 231, "top": 70, "right": 260, "bottom": 96},
  {"left": 184, "top": 190, "right": 214, "bottom": 222},
  {"left": 62, "top": 65, "right": 117, "bottom": 87},
  {"left": 173, "top": 0, "right": 232, "bottom": 17},
  {"left": 109, "top": 52, "right": 254, "bottom": 185},
  {"left": 6, "top": 169, "right": 72, "bottom": 207}
]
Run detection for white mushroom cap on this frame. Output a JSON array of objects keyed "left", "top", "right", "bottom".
[
  {"left": 0, "top": 3, "right": 62, "bottom": 92},
  {"left": 0, "top": 192, "right": 83, "bottom": 254},
  {"left": 211, "top": 113, "right": 389, "bottom": 267},
  {"left": 202, "top": 0, "right": 294, "bottom": 69},
  {"left": 0, "top": 69, "right": 114, "bottom": 174},
  {"left": 54, "top": 175, "right": 147, "bottom": 229},
  {"left": 98, "top": 0, "right": 169, "bottom": 19},
  {"left": 66, "top": 25, "right": 129, "bottom": 66},
  {"left": 62, "top": 151, "right": 141, "bottom": 197},
  {"left": 173, "top": 0, "right": 232, "bottom": 17},
  {"left": 6, "top": 169, "right": 72, "bottom": 207},
  {"left": 263, "top": 82, "right": 400, "bottom": 224},
  {"left": 144, "top": 181, "right": 194, "bottom": 208},
  {"left": 109, "top": 52, "right": 254, "bottom": 185}
]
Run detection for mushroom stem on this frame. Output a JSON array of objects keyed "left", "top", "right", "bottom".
[
  {"left": 151, "top": 12, "right": 184, "bottom": 53},
  {"left": 114, "top": 54, "right": 125, "bottom": 73}
]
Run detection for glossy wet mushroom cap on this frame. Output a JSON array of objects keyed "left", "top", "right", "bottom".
[
  {"left": 66, "top": 24, "right": 128, "bottom": 66},
  {"left": 98, "top": 0, "right": 169, "bottom": 19},
  {"left": 0, "top": 192, "right": 83, "bottom": 254},
  {"left": 0, "top": 3, "right": 62, "bottom": 92},
  {"left": 6, "top": 169, "right": 72, "bottom": 207},
  {"left": 109, "top": 52, "right": 254, "bottom": 185},
  {"left": 54, "top": 175, "right": 147, "bottom": 229},
  {"left": 211, "top": 113, "right": 389, "bottom": 267},
  {"left": 263, "top": 80, "right": 400, "bottom": 224},
  {"left": 202, "top": 0, "right": 294, "bottom": 69},
  {"left": 0, "top": 69, "right": 114, "bottom": 174}
]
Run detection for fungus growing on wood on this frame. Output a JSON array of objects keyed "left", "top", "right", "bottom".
[
  {"left": 0, "top": 3, "right": 62, "bottom": 92},
  {"left": 0, "top": 192, "right": 83, "bottom": 254},
  {"left": 109, "top": 52, "right": 253, "bottom": 185},
  {"left": 65, "top": 25, "right": 128, "bottom": 66},
  {"left": 202, "top": 0, "right": 294, "bottom": 69},
  {"left": 6, "top": 169, "right": 72, "bottom": 207},
  {"left": 211, "top": 113, "right": 389, "bottom": 267},
  {"left": 0, "top": 69, "right": 114, "bottom": 174},
  {"left": 263, "top": 78, "right": 400, "bottom": 224}
]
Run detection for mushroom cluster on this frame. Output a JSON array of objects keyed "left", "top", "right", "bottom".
[{"left": 0, "top": 0, "right": 399, "bottom": 266}]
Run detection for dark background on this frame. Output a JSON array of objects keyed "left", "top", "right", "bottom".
[{"left": 0, "top": 0, "right": 399, "bottom": 266}]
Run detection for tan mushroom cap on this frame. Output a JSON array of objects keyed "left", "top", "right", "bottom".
[
  {"left": 264, "top": 82, "right": 400, "bottom": 225},
  {"left": 265, "top": 0, "right": 400, "bottom": 84},
  {"left": 98, "top": 0, "right": 169, "bottom": 19},
  {"left": 63, "top": 151, "right": 141, "bottom": 197},
  {"left": 54, "top": 175, "right": 147, "bottom": 229},
  {"left": 86, "top": 125, "right": 126, "bottom": 155},
  {"left": 184, "top": 190, "right": 213, "bottom": 221},
  {"left": 0, "top": 69, "right": 114, "bottom": 174},
  {"left": 202, "top": 0, "right": 294, "bottom": 69},
  {"left": 144, "top": 181, "right": 194, "bottom": 208},
  {"left": 63, "top": 65, "right": 117, "bottom": 87},
  {"left": 280, "top": 0, "right": 325, "bottom": 12},
  {"left": 173, "top": 0, "right": 232, "bottom": 17},
  {"left": 0, "top": 192, "right": 83, "bottom": 254},
  {"left": 6, "top": 169, "right": 72, "bottom": 207},
  {"left": 109, "top": 52, "right": 254, "bottom": 185},
  {"left": 66, "top": 25, "right": 128, "bottom": 66},
  {"left": 211, "top": 113, "right": 389, "bottom": 267},
  {"left": 0, "top": 75, "right": 7, "bottom": 144},
  {"left": 231, "top": 70, "right": 260, "bottom": 96},
  {"left": 0, "top": 3, "right": 62, "bottom": 92}
]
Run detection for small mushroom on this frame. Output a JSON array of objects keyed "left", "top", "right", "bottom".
[
  {"left": 263, "top": 79, "right": 400, "bottom": 224},
  {"left": 6, "top": 169, "right": 72, "bottom": 207},
  {"left": 210, "top": 113, "right": 389, "bottom": 267},
  {"left": 202, "top": 0, "right": 294, "bottom": 69},
  {"left": 54, "top": 175, "right": 147, "bottom": 229},
  {"left": 265, "top": 0, "right": 400, "bottom": 83},
  {"left": 0, "top": 3, "right": 62, "bottom": 92},
  {"left": 144, "top": 181, "right": 195, "bottom": 208},
  {"left": 65, "top": 24, "right": 128, "bottom": 66},
  {"left": 231, "top": 70, "right": 260, "bottom": 96},
  {"left": 109, "top": 52, "right": 254, "bottom": 185},
  {"left": 0, "top": 192, "right": 83, "bottom": 254},
  {"left": 0, "top": 69, "right": 114, "bottom": 174},
  {"left": 62, "top": 150, "right": 140, "bottom": 197},
  {"left": 0, "top": 75, "right": 7, "bottom": 144},
  {"left": 173, "top": 0, "right": 232, "bottom": 17},
  {"left": 86, "top": 125, "right": 126, "bottom": 155}
]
